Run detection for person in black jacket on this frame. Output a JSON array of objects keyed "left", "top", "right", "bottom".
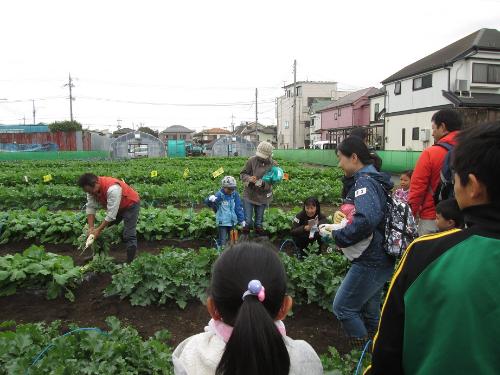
[{"left": 290, "top": 197, "right": 328, "bottom": 258}]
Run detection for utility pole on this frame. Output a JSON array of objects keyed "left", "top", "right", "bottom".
[
  {"left": 292, "top": 59, "right": 297, "bottom": 149},
  {"left": 231, "top": 113, "right": 235, "bottom": 133},
  {"left": 32, "top": 100, "right": 36, "bottom": 126},
  {"left": 255, "top": 88, "right": 258, "bottom": 125},
  {"left": 64, "top": 73, "right": 75, "bottom": 121}
]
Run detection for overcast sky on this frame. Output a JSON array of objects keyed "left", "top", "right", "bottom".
[{"left": 0, "top": 0, "right": 498, "bottom": 132}]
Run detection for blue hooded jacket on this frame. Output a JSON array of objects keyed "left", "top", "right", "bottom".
[
  {"left": 205, "top": 189, "right": 245, "bottom": 227},
  {"left": 333, "top": 164, "right": 395, "bottom": 267}
]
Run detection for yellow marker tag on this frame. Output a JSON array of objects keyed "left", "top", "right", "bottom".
[
  {"left": 43, "top": 174, "right": 52, "bottom": 183},
  {"left": 183, "top": 168, "right": 189, "bottom": 179},
  {"left": 150, "top": 170, "right": 158, "bottom": 178},
  {"left": 212, "top": 167, "right": 224, "bottom": 178}
]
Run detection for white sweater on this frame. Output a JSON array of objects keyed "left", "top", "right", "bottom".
[{"left": 172, "top": 326, "right": 323, "bottom": 375}]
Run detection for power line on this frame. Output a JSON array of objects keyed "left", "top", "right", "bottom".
[{"left": 77, "top": 95, "right": 275, "bottom": 107}]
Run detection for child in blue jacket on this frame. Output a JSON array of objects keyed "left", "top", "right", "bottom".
[{"left": 205, "top": 176, "right": 245, "bottom": 248}]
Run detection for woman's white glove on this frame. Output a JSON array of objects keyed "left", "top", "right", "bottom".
[
  {"left": 319, "top": 224, "right": 336, "bottom": 239},
  {"left": 319, "top": 219, "right": 348, "bottom": 238},
  {"left": 255, "top": 179, "right": 263, "bottom": 187},
  {"left": 208, "top": 195, "right": 217, "bottom": 202}
]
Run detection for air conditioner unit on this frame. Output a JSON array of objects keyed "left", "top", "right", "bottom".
[
  {"left": 455, "top": 79, "right": 471, "bottom": 97},
  {"left": 420, "top": 129, "right": 431, "bottom": 142}
]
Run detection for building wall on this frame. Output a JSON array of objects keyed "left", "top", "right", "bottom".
[
  {"left": 320, "top": 106, "right": 354, "bottom": 138},
  {"left": 352, "top": 102, "right": 370, "bottom": 126},
  {"left": 277, "top": 82, "right": 346, "bottom": 149},
  {"left": 370, "top": 95, "right": 385, "bottom": 122},
  {"left": 160, "top": 133, "right": 193, "bottom": 142},
  {"left": 0, "top": 131, "right": 77, "bottom": 151},
  {"left": 385, "top": 69, "right": 450, "bottom": 114},
  {"left": 385, "top": 110, "right": 436, "bottom": 151}
]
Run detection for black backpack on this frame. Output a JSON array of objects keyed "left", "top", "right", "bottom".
[{"left": 433, "top": 142, "right": 455, "bottom": 204}]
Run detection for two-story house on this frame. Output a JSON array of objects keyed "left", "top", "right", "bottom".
[
  {"left": 193, "top": 127, "right": 232, "bottom": 144},
  {"left": 309, "top": 99, "right": 334, "bottom": 146},
  {"left": 236, "top": 122, "right": 277, "bottom": 145},
  {"left": 383, "top": 28, "right": 500, "bottom": 151},
  {"left": 276, "top": 81, "right": 350, "bottom": 149},
  {"left": 318, "top": 87, "right": 380, "bottom": 145},
  {"left": 159, "top": 125, "right": 195, "bottom": 143}
]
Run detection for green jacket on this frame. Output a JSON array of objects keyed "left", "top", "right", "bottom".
[{"left": 366, "top": 204, "right": 500, "bottom": 375}]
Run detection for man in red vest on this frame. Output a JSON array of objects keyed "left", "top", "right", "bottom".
[
  {"left": 409, "top": 109, "right": 462, "bottom": 235},
  {"left": 78, "top": 173, "right": 140, "bottom": 262}
]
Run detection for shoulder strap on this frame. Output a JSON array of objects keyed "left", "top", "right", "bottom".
[{"left": 434, "top": 142, "right": 453, "bottom": 152}]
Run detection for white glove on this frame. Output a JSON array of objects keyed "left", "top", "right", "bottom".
[
  {"left": 255, "top": 179, "right": 263, "bottom": 187},
  {"left": 241, "top": 221, "right": 246, "bottom": 227},
  {"left": 319, "top": 224, "right": 336, "bottom": 239},
  {"left": 208, "top": 195, "right": 217, "bottom": 202}
]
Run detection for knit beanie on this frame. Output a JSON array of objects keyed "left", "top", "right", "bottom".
[{"left": 256, "top": 141, "right": 273, "bottom": 159}]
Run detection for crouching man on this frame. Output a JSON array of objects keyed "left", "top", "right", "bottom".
[{"left": 78, "top": 173, "right": 140, "bottom": 263}]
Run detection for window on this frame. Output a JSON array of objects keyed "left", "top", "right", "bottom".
[
  {"left": 374, "top": 103, "right": 380, "bottom": 119},
  {"left": 334, "top": 113, "right": 338, "bottom": 120},
  {"left": 472, "top": 63, "right": 500, "bottom": 84},
  {"left": 413, "top": 74, "right": 432, "bottom": 90},
  {"left": 295, "top": 86, "right": 302, "bottom": 96},
  {"left": 394, "top": 81, "right": 401, "bottom": 95},
  {"left": 412, "top": 127, "right": 419, "bottom": 140},
  {"left": 402, "top": 128, "right": 406, "bottom": 147},
  {"left": 311, "top": 118, "right": 315, "bottom": 128},
  {"left": 284, "top": 121, "right": 289, "bottom": 129},
  {"left": 338, "top": 108, "right": 341, "bottom": 117}
]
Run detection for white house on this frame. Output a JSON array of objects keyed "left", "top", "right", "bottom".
[
  {"left": 309, "top": 99, "right": 334, "bottom": 145},
  {"left": 382, "top": 28, "right": 500, "bottom": 151},
  {"left": 276, "top": 81, "right": 350, "bottom": 149}
]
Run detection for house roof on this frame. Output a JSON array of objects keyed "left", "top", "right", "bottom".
[
  {"left": 318, "top": 87, "right": 380, "bottom": 112},
  {"left": 283, "top": 80, "right": 337, "bottom": 88},
  {"left": 310, "top": 99, "right": 335, "bottom": 113},
  {"left": 161, "top": 125, "right": 194, "bottom": 134},
  {"left": 442, "top": 91, "right": 500, "bottom": 107},
  {"left": 0, "top": 124, "right": 49, "bottom": 133},
  {"left": 203, "top": 127, "right": 231, "bottom": 134},
  {"left": 382, "top": 28, "right": 500, "bottom": 84},
  {"left": 368, "top": 87, "right": 386, "bottom": 98}
]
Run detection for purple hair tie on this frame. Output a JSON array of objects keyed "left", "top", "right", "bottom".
[{"left": 242, "top": 280, "right": 266, "bottom": 302}]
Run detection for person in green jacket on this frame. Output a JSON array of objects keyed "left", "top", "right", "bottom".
[{"left": 366, "top": 122, "right": 500, "bottom": 375}]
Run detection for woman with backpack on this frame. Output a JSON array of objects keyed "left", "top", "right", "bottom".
[{"left": 319, "top": 137, "right": 395, "bottom": 342}]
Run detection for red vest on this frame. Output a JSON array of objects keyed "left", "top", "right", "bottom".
[{"left": 95, "top": 176, "right": 140, "bottom": 211}]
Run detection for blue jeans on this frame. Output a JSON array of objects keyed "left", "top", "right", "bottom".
[
  {"left": 217, "top": 226, "right": 232, "bottom": 247},
  {"left": 243, "top": 200, "right": 266, "bottom": 229},
  {"left": 333, "top": 262, "right": 394, "bottom": 338}
]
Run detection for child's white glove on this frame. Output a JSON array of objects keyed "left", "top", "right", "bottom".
[
  {"left": 241, "top": 221, "right": 246, "bottom": 227},
  {"left": 208, "top": 195, "right": 217, "bottom": 202},
  {"left": 255, "top": 179, "right": 263, "bottom": 187}
]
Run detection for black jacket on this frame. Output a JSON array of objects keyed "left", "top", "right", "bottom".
[{"left": 291, "top": 212, "right": 327, "bottom": 237}]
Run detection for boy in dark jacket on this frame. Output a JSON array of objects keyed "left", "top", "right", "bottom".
[
  {"left": 290, "top": 197, "right": 328, "bottom": 258},
  {"left": 366, "top": 122, "right": 500, "bottom": 375}
]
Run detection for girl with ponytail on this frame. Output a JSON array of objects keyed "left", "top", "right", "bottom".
[{"left": 173, "top": 242, "right": 322, "bottom": 375}]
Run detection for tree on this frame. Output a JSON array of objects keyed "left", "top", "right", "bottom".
[
  {"left": 138, "top": 126, "right": 159, "bottom": 138},
  {"left": 48, "top": 120, "right": 83, "bottom": 132}
]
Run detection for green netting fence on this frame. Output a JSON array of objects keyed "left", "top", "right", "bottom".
[
  {"left": 0, "top": 151, "right": 109, "bottom": 161},
  {"left": 274, "top": 149, "right": 421, "bottom": 173}
]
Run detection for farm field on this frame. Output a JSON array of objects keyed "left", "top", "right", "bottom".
[{"left": 0, "top": 157, "right": 370, "bottom": 374}]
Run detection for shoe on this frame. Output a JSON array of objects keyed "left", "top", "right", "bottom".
[
  {"left": 255, "top": 227, "right": 266, "bottom": 237},
  {"left": 126, "top": 246, "right": 137, "bottom": 263}
]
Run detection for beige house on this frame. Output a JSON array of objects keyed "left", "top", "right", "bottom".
[
  {"left": 159, "top": 125, "right": 195, "bottom": 143},
  {"left": 234, "top": 121, "right": 277, "bottom": 145},
  {"left": 276, "top": 81, "right": 351, "bottom": 148},
  {"left": 193, "top": 127, "right": 232, "bottom": 144}
]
